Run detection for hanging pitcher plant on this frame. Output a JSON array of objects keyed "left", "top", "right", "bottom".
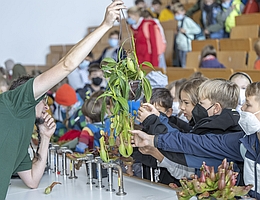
[{"left": 97, "top": 10, "right": 153, "bottom": 162}]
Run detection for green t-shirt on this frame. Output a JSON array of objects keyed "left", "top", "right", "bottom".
[{"left": 0, "top": 78, "right": 41, "bottom": 199}]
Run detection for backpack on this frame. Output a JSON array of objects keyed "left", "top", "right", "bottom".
[{"left": 142, "top": 20, "right": 166, "bottom": 55}]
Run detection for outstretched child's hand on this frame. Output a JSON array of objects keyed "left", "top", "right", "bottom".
[{"left": 137, "top": 103, "right": 160, "bottom": 123}]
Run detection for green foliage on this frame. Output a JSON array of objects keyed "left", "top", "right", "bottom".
[{"left": 98, "top": 37, "right": 154, "bottom": 162}]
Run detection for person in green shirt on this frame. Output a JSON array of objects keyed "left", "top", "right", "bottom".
[{"left": 0, "top": 1, "right": 126, "bottom": 199}]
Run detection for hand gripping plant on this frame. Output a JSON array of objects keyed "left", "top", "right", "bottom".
[
  {"left": 97, "top": 11, "right": 153, "bottom": 163},
  {"left": 170, "top": 159, "right": 253, "bottom": 200}
]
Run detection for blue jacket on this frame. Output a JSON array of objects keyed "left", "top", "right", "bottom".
[{"left": 154, "top": 130, "right": 260, "bottom": 199}]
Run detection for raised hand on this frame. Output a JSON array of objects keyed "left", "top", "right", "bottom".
[
  {"left": 137, "top": 103, "right": 160, "bottom": 122},
  {"left": 102, "top": 0, "right": 126, "bottom": 28}
]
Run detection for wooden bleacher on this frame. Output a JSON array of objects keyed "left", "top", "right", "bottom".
[
  {"left": 166, "top": 67, "right": 196, "bottom": 82},
  {"left": 197, "top": 68, "right": 234, "bottom": 79},
  {"left": 235, "top": 13, "right": 260, "bottom": 26},
  {"left": 219, "top": 38, "right": 252, "bottom": 51},
  {"left": 160, "top": 20, "right": 177, "bottom": 66},
  {"left": 164, "top": 30, "right": 175, "bottom": 66},
  {"left": 230, "top": 25, "right": 260, "bottom": 39},
  {"left": 191, "top": 39, "right": 219, "bottom": 51},
  {"left": 247, "top": 51, "right": 258, "bottom": 69},
  {"left": 186, "top": 51, "right": 201, "bottom": 68},
  {"left": 217, "top": 51, "right": 247, "bottom": 69}
]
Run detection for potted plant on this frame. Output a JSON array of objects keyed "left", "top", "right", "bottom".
[
  {"left": 169, "top": 159, "right": 253, "bottom": 200},
  {"left": 97, "top": 34, "right": 154, "bottom": 162}
]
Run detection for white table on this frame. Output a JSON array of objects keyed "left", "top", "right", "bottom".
[{"left": 7, "top": 166, "right": 179, "bottom": 200}]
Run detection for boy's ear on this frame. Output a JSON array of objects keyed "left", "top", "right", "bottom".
[
  {"left": 213, "top": 103, "right": 222, "bottom": 115},
  {"left": 85, "top": 116, "right": 92, "bottom": 123},
  {"left": 166, "top": 108, "right": 173, "bottom": 117}
]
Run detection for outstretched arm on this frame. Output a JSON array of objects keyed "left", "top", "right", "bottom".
[
  {"left": 18, "top": 113, "right": 56, "bottom": 188},
  {"left": 33, "top": 1, "right": 126, "bottom": 100},
  {"left": 131, "top": 129, "right": 244, "bottom": 162}
]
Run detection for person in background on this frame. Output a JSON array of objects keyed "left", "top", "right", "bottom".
[
  {"left": 53, "top": 83, "right": 81, "bottom": 140},
  {"left": 199, "top": 45, "right": 225, "bottom": 68},
  {"left": 127, "top": 6, "right": 162, "bottom": 67},
  {"left": 12, "top": 64, "right": 28, "bottom": 81},
  {"left": 141, "top": 9, "right": 167, "bottom": 70},
  {"left": 77, "top": 64, "right": 106, "bottom": 101},
  {"left": 147, "top": 0, "right": 162, "bottom": 18},
  {"left": 0, "top": 1, "right": 125, "bottom": 198},
  {"left": 243, "top": 0, "right": 259, "bottom": 13},
  {"left": 229, "top": 72, "right": 252, "bottom": 113},
  {"left": 4, "top": 59, "right": 15, "bottom": 84},
  {"left": 75, "top": 90, "right": 110, "bottom": 153},
  {"left": 67, "top": 52, "right": 94, "bottom": 91},
  {"left": 254, "top": 39, "right": 260, "bottom": 70},
  {"left": 91, "top": 30, "right": 125, "bottom": 65},
  {"left": 159, "top": 0, "right": 179, "bottom": 22},
  {"left": 173, "top": 3, "right": 201, "bottom": 68},
  {"left": 165, "top": 78, "right": 187, "bottom": 118},
  {"left": 0, "top": 75, "right": 8, "bottom": 93},
  {"left": 135, "top": 0, "right": 147, "bottom": 9},
  {"left": 220, "top": 0, "right": 244, "bottom": 38},
  {"left": 202, "top": 0, "right": 224, "bottom": 39}
]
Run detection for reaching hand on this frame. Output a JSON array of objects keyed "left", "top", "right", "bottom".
[
  {"left": 138, "top": 146, "right": 158, "bottom": 155},
  {"left": 38, "top": 113, "right": 56, "bottom": 139},
  {"left": 137, "top": 103, "right": 160, "bottom": 122},
  {"left": 102, "top": 0, "right": 126, "bottom": 28},
  {"left": 130, "top": 130, "right": 154, "bottom": 148}
]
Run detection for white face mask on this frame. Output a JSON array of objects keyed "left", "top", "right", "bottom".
[
  {"left": 238, "top": 88, "right": 246, "bottom": 106},
  {"left": 172, "top": 102, "right": 180, "bottom": 115},
  {"left": 79, "top": 60, "right": 90, "bottom": 70},
  {"left": 238, "top": 110, "right": 260, "bottom": 135}
]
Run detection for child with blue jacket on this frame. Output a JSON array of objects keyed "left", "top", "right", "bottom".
[
  {"left": 75, "top": 90, "right": 110, "bottom": 153},
  {"left": 132, "top": 82, "right": 260, "bottom": 199}
]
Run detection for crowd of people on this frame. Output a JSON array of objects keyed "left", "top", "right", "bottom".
[
  {"left": 130, "top": 0, "right": 260, "bottom": 69},
  {"left": 1, "top": 0, "right": 260, "bottom": 199}
]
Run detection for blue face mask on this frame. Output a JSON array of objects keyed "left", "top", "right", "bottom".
[
  {"left": 175, "top": 14, "right": 184, "bottom": 21},
  {"left": 108, "top": 38, "right": 119, "bottom": 48},
  {"left": 79, "top": 60, "right": 90, "bottom": 69},
  {"left": 222, "top": 1, "right": 231, "bottom": 8},
  {"left": 127, "top": 17, "right": 136, "bottom": 25}
]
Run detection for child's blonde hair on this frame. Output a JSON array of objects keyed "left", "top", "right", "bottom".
[
  {"left": 178, "top": 77, "right": 208, "bottom": 106},
  {"left": 172, "top": 2, "right": 185, "bottom": 13},
  {"left": 127, "top": 6, "right": 143, "bottom": 16},
  {"left": 198, "top": 79, "right": 239, "bottom": 109},
  {"left": 254, "top": 39, "right": 260, "bottom": 56}
]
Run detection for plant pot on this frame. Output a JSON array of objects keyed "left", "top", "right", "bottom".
[{"left": 129, "top": 80, "right": 141, "bottom": 101}]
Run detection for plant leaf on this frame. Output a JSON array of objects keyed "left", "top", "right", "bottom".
[
  {"left": 117, "top": 97, "right": 129, "bottom": 113},
  {"left": 142, "top": 77, "right": 152, "bottom": 103},
  {"left": 141, "top": 61, "right": 155, "bottom": 69},
  {"left": 102, "top": 57, "right": 117, "bottom": 64}
]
